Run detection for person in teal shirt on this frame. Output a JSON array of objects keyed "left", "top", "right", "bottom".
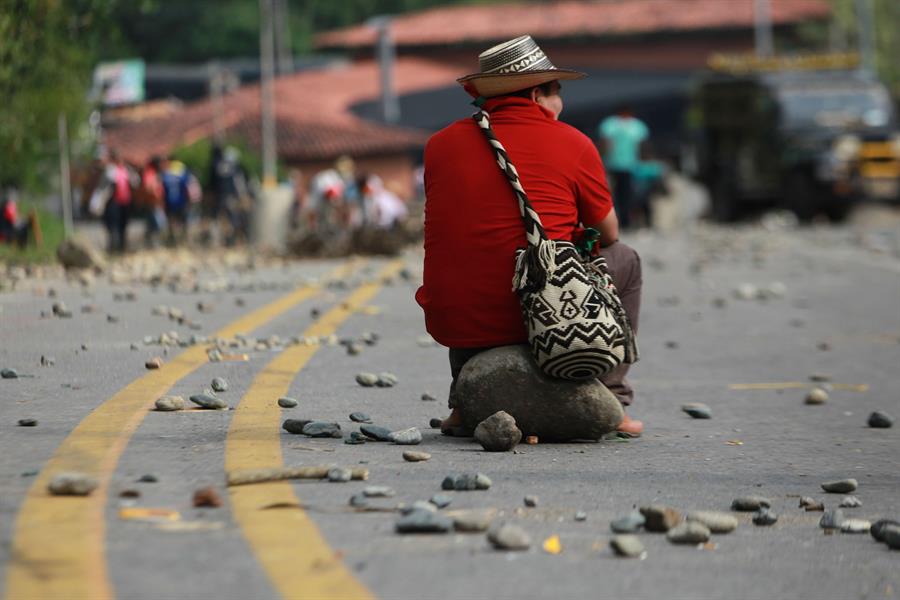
[{"left": 599, "top": 105, "right": 649, "bottom": 229}]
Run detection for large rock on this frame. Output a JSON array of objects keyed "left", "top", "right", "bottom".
[
  {"left": 454, "top": 345, "right": 623, "bottom": 441},
  {"left": 56, "top": 236, "right": 106, "bottom": 270}
]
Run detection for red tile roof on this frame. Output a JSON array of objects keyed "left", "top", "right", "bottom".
[
  {"left": 316, "top": 0, "right": 831, "bottom": 50},
  {"left": 105, "top": 58, "right": 461, "bottom": 165}
]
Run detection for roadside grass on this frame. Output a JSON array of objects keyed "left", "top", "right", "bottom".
[{"left": 0, "top": 205, "right": 66, "bottom": 265}]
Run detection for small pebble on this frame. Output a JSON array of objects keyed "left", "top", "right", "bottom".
[
  {"left": 884, "top": 526, "right": 900, "bottom": 549},
  {"left": 820, "top": 509, "right": 846, "bottom": 529},
  {"left": 363, "top": 486, "right": 395, "bottom": 498},
  {"left": 17, "top": 418, "right": 38, "bottom": 427},
  {"left": 277, "top": 397, "right": 298, "bottom": 408},
  {"left": 666, "top": 522, "right": 710, "bottom": 544},
  {"left": 574, "top": 511, "right": 587, "bottom": 522},
  {"left": 610, "top": 534, "right": 645, "bottom": 558},
  {"left": 210, "top": 377, "right": 228, "bottom": 392},
  {"left": 48, "top": 472, "right": 99, "bottom": 496},
  {"left": 805, "top": 388, "right": 828, "bottom": 405},
  {"left": 610, "top": 512, "right": 645, "bottom": 533},
  {"left": 640, "top": 504, "right": 682, "bottom": 532},
  {"left": 429, "top": 418, "right": 443, "bottom": 429},
  {"left": 360, "top": 424, "right": 392, "bottom": 441},
  {"left": 344, "top": 432, "right": 366, "bottom": 445},
  {"left": 145, "top": 357, "right": 164, "bottom": 370},
  {"left": 154, "top": 396, "right": 185, "bottom": 412},
  {"left": 119, "top": 489, "right": 141, "bottom": 498},
  {"left": 138, "top": 474, "right": 158, "bottom": 483},
  {"left": 395, "top": 510, "right": 453, "bottom": 534},
  {"left": 302, "top": 421, "right": 342, "bottom": 438},
  {"left": 349, "top": 412, "right": 372, "bottom": 424},
  {"left": 192, "top": 486, "right": 222, "bottom": 507},
  {"left": 686, "top": 510, "right": 738, "bottom": 533},
  {"left": 487, "top": 524, "right": 531, "bottom": 551},
  {"left": 525, "top": 436, "right": 539, "bottom": 445},
  {"left": 282, "top": 419, "right": 312, "bottom": 434},
  {"left": 402, "top": 451, "right": 431, "bottom": 462},
  {"left": 421, "top": 392, "right": 437, "bottom": 402},
  {"left": 389, "top": 427, "right": 423, "bottom": 445},
  {"left": 839, "top": 496, "right": 862, "bottom": 508},
  {"left": 821, "top": 478, "right": 857, "bottom": 493},
  {"left": 799, "top": 496, "right": 824, "bottom": 512},
  {"left": 731, "top": 496, "right": 771, "bottom": 511},
  {"left": 429, "top": 494, "right": 452, "bottom": 509},
  {"left": 1, "top": 368, "right": 19, "bottom": 379},
  {"left": 190, "top": 393, "right": 227, "bottom": 410},
  {"left": 867, "top": 411, "right": 893, "bottom": 428},
  {"left": 450, "top": 509, "right": 495, "bottom": 532},
  {"left": 681, "top": 403, "right": 711, "bottom": 419},
  {"left": 752, "top": 507, "right": 778, "bottom": 526},
  {"left": 355, "top": 372, "right": 378, "bottom": 387},
  {"left": 870, "top": 519, "right": 900, "bottom": 542},
  {"left": 809, "top": 373, "right": 831, "bottom": 382},
  {"left": 523, "top": 495, "right": 538, "bottom": 508},
  {"left": 840, "top": 518, "right": 871, "bottom": 534},
  {"left": 376, "top": 372, "right": 398, "bottom": 387},
  {"left": 349, "top": 493, "right": 369, "bottom": 508},
  {"left": 327, "top": 467, "right": 352, "bottom": 483}
]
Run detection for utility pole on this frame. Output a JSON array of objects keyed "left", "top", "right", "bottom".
[
  {"left": 57, "top": 113, "right": 74, "bottom": 238},
  {"left": 370, "top": 16, "right": 399, "bottom": 124},
  {"left": 259, "top": 0, "right": 277, "bottom": 189},
  {"left": 210, "top": 62, "right": 225, "bottom": 144},
  {"left": 855, "top": 0, "right": 877, "bottom": 75},
  {"left": 754, "top": 0, "right": 774, "bottom": 57},
  {"left": 274, "top": 0, "right": 294, "bottom": 75}
]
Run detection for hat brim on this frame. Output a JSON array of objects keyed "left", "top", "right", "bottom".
[{"left": 457, "top": 69, "right": 586, "bottom": 98}]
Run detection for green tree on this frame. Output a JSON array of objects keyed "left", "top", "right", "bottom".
[
  {"left": 0, "top": 0, "right": 114, "bottom": 191},
  {"left": 825, "top": 0, "right": 900, "bottom": 95}
]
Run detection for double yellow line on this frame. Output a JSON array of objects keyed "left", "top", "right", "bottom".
[{"left": 4, "top": 258, "right": 395, "bottom": 599}]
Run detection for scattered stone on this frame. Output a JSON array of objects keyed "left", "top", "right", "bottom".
[
  {"left": 681, "top": 403, "right": 712, "bottom": 419},
  {"left": 839, "top": 496, "right": 862, "bottom": 508},
  {"left": 360, "top": 424, "right": 393, "bottom": 441},
  {"left": 154, "top": 396, "right": 185, "bottom": 412},
  {"left": 119, "top": 489, "right": 141, "bottom": 498},
  {"left": 840, "top": 519, "right": 871, "bottom": 534},
  {"left": 389, "top": 427, "right": 422, "bottom": 445},
  {"left": 355, "top": 372, "right": 379, "bottom": 387},
  {"left": 395, "top": 509, "right": 453, "bottom": 534},
  {"left": 450, "top": 509, "right": 495, "bottom": 532},
  {"left": 106, "top": 314, "right": 119, "bottom": 323},
  {"left": 403, "top": 451, "right": 431, "bottom": 462},
  {"left": 686, "top": 511, "right": 738, "bottom": 533},
  {"left": 57, "top": 236, "right": 106, "bottom": 270},
  {"left": 282, "top": 419, "right": 312, "bottom": 434},
  {"left": 441, "top": 476, "right": 455, "bottom": 491},
  {"left": 349, "top": 493, "right": 369, "bottom": 508},
  {"left": 871, "top": 519, "right": 900, "bottom": 542},
  {"left": 48, "top": 472, "right": 99, "bottom": 496},
  {"left": 610, "top": 512, "right": 645, "bottom": 533},
  {"left": 805, "top": 388, "right": 828, "bottom": 405},
  {"left": 820, "top": 509, "right": 846, "bottom": 529},
  {"left": 487, "top": 524, "right": 531, "bottom": 551},
  {"left": 190, "top": 393, "right": 227, "bottom": 410},
  {"left": 867, "top": 411, "right": 894, "bottom": 429},
  {"left": 610, "top": 535, "right": 645, "bottom": 558},
  {"left": 733, "top": 283, "right": 758, "bottom": 300},
  {"left": 277, "top": 397, "right": 298, "bottom": 408},
  {"left": 145, "top": 357, "right": 163, "bottom": 370},
  {"left": 210, "top": 377, "right": 228, "bottom": 392},
  {"left": 429, "top": 418, "right": 442, "bottom": 429},
  {"left": 883, "top": 525, "right": 900, "bottom": 549},
  {"left": 666, "top": 522, "right": 710, "bottom": 544},
  {"left": 443, "top": 473, "right": 491, "bottom": 491},
  {"left": 52, "top": 302, "right": 72, "bottom": 318},
  {"left": 574, "top": 511, "right": 587, "bottom": 522},
  {"left": 421, "top": 392, "right": 437, "bottom": 402},
  {"left": 349, "top": 412, "right": 372, "bottom": 424},
  {"left": 192, "top": 486, "right": 222, "bottom": 507},
  {"left": 363, "top": 486, "right": 395, "bottom": 498},
  {"left": 376, "top": 372, "right": 398, "bottom": 387},
  {"left": 1, "top": 368, "right": 19, "bottom": 379},
  {"left": 327, "top": 467, "right": 352, "bottom": 482},
  {"left": 752, "top": 508, "right": 778, "bottom": 526},
  {"left": 344, "top": 432, "right": 366, "bottom": 445},
  {"left": 821, "top": 479, "right": 857, "bottom": 493},
  {"left": 17, "top": 418, "right": 37, "bottom": 427},
  {"left": 40, "top": 355, "right": 55, "bottom": 366},
  {"left": 809, "top": 373, "right": 831, "bottom": 382},
  {"left": 302, "top": 421, "right": 342, "bottom": 438},
  {"left": 399, "top": 501, "right": 437, "bottom": 515},
  {"left": 474, "top": 411, "right": 522, "bottom": 452},
  {"left": 429, "top": 494, "right": 452, "bottom": 509},
  {"left": 138, "top": 474, "right": 158, "bottom": 483},
  {"left": 454, "top": 345, "right": 623, "bottom": 440},
  {"left": 523, "top": 495, "right": 539, "bottom": 508},
  {"left": 346, "top": 343, "right": 364, "bottom": 356},
  {"left": 731, "top": 496, "right": 771, "bottom": 511},
  {"left": 640, "top": 505, "right": 682, "bottom": 532},
  {"left": 799, "top": 497, "right": 824, "bottom": 511}
]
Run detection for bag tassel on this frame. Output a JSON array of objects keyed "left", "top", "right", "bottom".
[{"left": 512, "top": 239, "right": 557, "bottom": 293}]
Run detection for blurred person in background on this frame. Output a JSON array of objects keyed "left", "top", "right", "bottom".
[
  {"left": 361, "top": 174, "right": 408, "bottom": 228},
  {"left": 631, "top": 144, "right": 667, "bottom": 229},
  {"left": 307, "top": 167, "right": 344, "bottom": 232},
  {"left": 210, "top": 145, "right": 251, "bottom": 245},
  {"left": 103, "top": 150, "right": 138, "bottom": 253},
  {"left": 599, "top": 104, "right": 649, "bottom": 230},
  {"left": 139, "top": 156, "right": 166, "bottom": 248},
  {"left": 334, "top": 155, "right": 361, "bottom": 228},
  {"left": 161, "top": 155, "right": 193, "bottom": 245},
  {"left": 0, "top": 187, "right": 40, "bottom": 248}
]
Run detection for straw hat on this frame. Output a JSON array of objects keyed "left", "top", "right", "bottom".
[{"left": 457, "top": 35, "right": 586, "bottom": 98}]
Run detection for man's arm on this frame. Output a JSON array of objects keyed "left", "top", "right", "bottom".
[
  {"left": 590, "top": 209, "right": 619, "bottom": 248},
  {"left": 575, "top": 142, "right": 619, "bottom": 247}
]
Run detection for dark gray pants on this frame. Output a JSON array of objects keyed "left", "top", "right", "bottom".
[{"left": 449, "top": 240, "right": 642, "bottom": 407}]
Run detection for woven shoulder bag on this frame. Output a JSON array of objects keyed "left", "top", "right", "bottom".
[{"left": 473, "top": 110, "right": 638, "bottom": 380}]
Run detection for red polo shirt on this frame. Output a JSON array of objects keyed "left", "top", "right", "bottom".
[{"left": 415, "top": 96, "right": 613, "bottom": 348}]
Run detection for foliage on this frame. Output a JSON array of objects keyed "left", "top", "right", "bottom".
[
  {"left": 0, "top": 0, "right": 114, "bottom": 191},
  {"left": 170, "top": 137, "right": 284, "bottom": 189},
  {"left": 0, "top": 203, "right": 65, "bottom": 264}
]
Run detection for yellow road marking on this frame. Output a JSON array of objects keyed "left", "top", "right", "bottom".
[
  {"left": 226, "top": 259, "right": 405, "bottom": 600},
  {"left": 729, "top": 382, "right": 869, "bottom": 392},
  {"left": 4, "top": 261, "right": 361, "bottom": 600}
]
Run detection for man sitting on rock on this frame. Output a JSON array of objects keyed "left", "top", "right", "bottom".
[{"left": 415, "top": 35, "right": 643, "bottom": 438}]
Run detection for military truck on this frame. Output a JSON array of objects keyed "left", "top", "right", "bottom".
[{"left": 690, "top": 54, "right": 900, "bottom": 222}]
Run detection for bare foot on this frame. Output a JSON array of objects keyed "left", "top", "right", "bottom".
[
  {"left": 616, "top": 413, "right": 644, "bottom": 437},
  {"left": 440, "top": 408, "right": 470, "bottom": 436}
]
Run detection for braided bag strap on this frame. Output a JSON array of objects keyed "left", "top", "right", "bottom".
[{"left": 473, "top": 110, "right": 546, "bottom": 247}]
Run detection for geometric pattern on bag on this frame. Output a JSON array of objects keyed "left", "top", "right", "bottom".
[{"left": 474, "top": 110, "right": 638, "bottom": 380}]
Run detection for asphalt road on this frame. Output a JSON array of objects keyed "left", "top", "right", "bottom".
[{"left": 1, "top": 186, "right": 899, "bottom": 600}]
